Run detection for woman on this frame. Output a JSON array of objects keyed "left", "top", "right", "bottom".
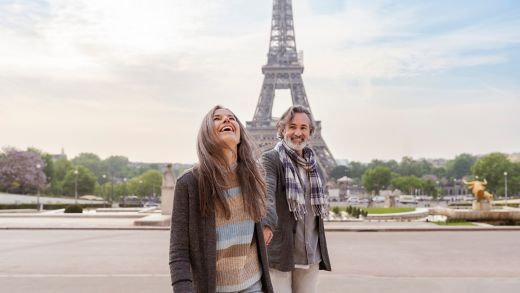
[{"left": 169, "top": 105, "right": 273, "bottom": 293}]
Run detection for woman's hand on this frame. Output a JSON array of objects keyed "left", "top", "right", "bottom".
[{"left": 263, "top": 227, "right": 273, "bottom": 246}]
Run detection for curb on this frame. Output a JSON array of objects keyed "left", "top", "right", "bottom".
[{"left": 0, "top": 226, "right": 169, "bottom": 231}]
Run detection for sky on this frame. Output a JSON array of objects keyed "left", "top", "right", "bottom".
[{"left": 1, "top": 0, "right": 519, "bottom": 164}]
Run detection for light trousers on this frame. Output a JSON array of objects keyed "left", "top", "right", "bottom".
[{"left": 269, "top": 264, "right": 319, "bottom": 293}]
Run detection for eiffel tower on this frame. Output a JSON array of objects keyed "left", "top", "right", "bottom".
[{"left": 246, "top": 0, "right": 336, "bottom": 175}]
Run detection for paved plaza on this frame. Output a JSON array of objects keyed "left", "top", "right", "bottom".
[{"left": 1, "top": 229, "right": 519, "bottom": 293}]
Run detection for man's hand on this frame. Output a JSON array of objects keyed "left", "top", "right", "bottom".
[{"left": 263, "top": 227, "right": 273, "bottom": 246}]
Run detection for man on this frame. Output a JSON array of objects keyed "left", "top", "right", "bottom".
[{"left": 261, "top": 105, "right": 331, "bottom": 293}]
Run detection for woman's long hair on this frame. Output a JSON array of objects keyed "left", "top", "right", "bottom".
[{"left": 195, "top": 105, "right": 266, "bottom": 221}]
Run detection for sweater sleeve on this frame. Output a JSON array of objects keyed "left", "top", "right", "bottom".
[
  {"left": 260, "top": 151, "right": 279, "bottom": 230},
  {"left": 169, "top": 176, "right": 194, "bottom": 293}
]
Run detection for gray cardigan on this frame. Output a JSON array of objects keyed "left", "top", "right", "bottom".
[
  {"left": 169, "top": 170, "right": 274, "bottom": 293},
  {"left": 261, "top": 149, "right": 332, "bottom": 272}
]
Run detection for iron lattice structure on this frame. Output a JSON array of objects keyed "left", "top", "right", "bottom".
[{"left": 246, "top": 0, "right": 336, "bottom": 175}]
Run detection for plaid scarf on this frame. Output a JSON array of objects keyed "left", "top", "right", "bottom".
[{"left": 275, "top": 140, "right": 329, "bottom": 220}]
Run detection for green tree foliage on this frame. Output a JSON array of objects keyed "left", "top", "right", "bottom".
[
  {"left": 54, "top": 159, "right": 73, "bottom": 182},
  {"left": 398, "top": 156, "right": 433, "bottom": 177},
  {"left": 61, "top": 166, "right": 97, "bottom": 196},
  {"left": 71, "top": 153, "right": 106, "bottom": 181},
  {"left": 506, "top": 162, "right": 520, "bottom": 195},
  {"left": 97, "top": 182, "right": 127, "bottom": 202},
  {"left": 330, "top": 165, "right": 348, "bottom": 180},
  {"left": 431, "top": 167, "right": 447, "bottom": 179},
  {"left": 104, "top": 155, "right": 130, "bottom": 178},
  {"left": 421, "top": 179, "right": 439, "bottom": 198},
  {"left": 391, "top": 176, "right": 423, "bottom": 194},
  {"left": 368, "top": 159, "right": 399, "bottom": 173},
  {"left": 362, "top": 166, "right": 392, "bottom": 195},
  {"left": 347, "top": 161, "right": 367, "bottom": 179},
  {"left": 446, "top": 153, "right": 476, "bottom": 179},
  {"left": 471, "top": 153, "right": 513, "bottom": 193},
  {"left": 391, "top": 176, "right": 439, "bottom": 198},
  {"left": 127, "top": 170, "right": 163, "bottom": 197}
]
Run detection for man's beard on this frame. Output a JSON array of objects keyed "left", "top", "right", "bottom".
[{"left": 284, "top": 136, "right": 308, "bottom": 152}]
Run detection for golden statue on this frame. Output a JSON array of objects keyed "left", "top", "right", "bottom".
[{"left": 463, "top": 179, "right": 493, "bottom": 203}]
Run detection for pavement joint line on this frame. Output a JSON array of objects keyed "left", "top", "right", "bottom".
[
  {"left": 323, "top": 273, "right": 520, "bottom": 279},
  {"left": 1, "top": 226, "right": 520, "bottom": 231},
  {"left": 0, "top": 227, "right": 169, "bottom": 231},
  {"left": 2, "top": 274, "right": 518, "bottom": 280},
  {"left": 0, "top": 274, "right": 170, "bottom": 278}
]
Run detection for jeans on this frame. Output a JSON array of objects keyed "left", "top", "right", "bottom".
[{"left": 220, "top": 279, "right": 264, "bottom": 293}]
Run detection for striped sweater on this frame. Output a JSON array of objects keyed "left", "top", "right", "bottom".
[{"left": 215, "top": 173, "right": 261, "bottom": 292}]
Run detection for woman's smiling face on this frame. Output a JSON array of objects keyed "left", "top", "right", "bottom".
[{"left": 213, "top": 108, "right": 240, "bottom": 148}]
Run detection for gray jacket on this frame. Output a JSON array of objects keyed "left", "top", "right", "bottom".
[
  {"left": 169, "top": 169, "right": 274, "bottom": 293},
  {"left": 261, "top": 149, "right": 331, "bottom": 272}
]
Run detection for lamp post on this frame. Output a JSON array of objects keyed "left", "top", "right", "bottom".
[
  {"left": 504, "top": 172, "right": 508, "bottom": 206},
  {"left": 102, "top": 174, "right": 106, "bottom": 202},
  {"left": 123, "top": 177, "right": 127, "bottom": 201},
  {"left": 110, "top": 171, "right": 114, "bottom": 203},
  {"left": 36, "top": 164, "right": 41, "bottom": 211},
  {"left": 74, "top": 169, "right": 79, "bottom": 204}
]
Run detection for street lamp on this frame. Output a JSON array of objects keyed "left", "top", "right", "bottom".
[
  {"left": 102, "top": 174, "right": 106, "bottom": 201},
  {"left": 435, "top": 180, "right": 441, "bottom": 201},
  {"left": 74, "top": 169, "right": 79, "bottom": 204},
  {"left": 110, "top": 171, "right": 114, "bottom": 203},
  {"left": 36, "top": 164, "right": 41, "bottom": 211},
  {"left": 504, "top": 172, "right": 508, "bottom": 206},
  {"left": 123, "top": 177, "right": 127, "bottom": 201}
]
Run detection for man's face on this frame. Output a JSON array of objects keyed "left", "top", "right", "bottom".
[{"left": 283, "top": 112, "right": 311, "bottom": 153}]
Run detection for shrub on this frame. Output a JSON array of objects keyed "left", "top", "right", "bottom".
[
  {"left": 64, "top": 205, "right": 83, "bottom": 213},
  {"left": 352, "top": 207, "right": 359, "bottom": 218},
  {"left": 331, "top": 206, "right": 340, "bottom": 215},
  {"left": 0, "top": 203, "right": 107, "bottom": 210}
]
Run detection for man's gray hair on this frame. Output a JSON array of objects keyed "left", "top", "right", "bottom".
[{"left": 276, "top": 105, "right": 316, "bottom": 139}]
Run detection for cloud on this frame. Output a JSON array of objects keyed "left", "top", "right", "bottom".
[
  {"left": 1, "top": 0, "right": 519, "bottom": 163},
  {"left": 296, "top": 1, "right": 520, "bottom": 80}
]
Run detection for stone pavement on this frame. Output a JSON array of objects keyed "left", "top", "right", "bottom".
[{"left": 1, "top": 230, "right": 519, "bottom": 293}]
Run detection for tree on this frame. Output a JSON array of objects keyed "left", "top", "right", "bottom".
[
  {"left": 330, "top": 165, "right": 348, "bottom": 180},
  {"left": 391, "top": 176, "right": 423, "bottom": 195},
  {"left": 362, "top": 166, "right": 392, "bottom": 195},
  {"left": 422, "top": 179, "right": 439, "bottom": 199},
  {"left": 54, "top": 159, "right": 73, "bottom": 182},
  {"left": 446, "top": 153, "right": 476, "bottom": 179},
  {"left": 127, "top": 170, "right": 162, "bottom": 198},
  {"left": 0, "top": 148, "right": 46, "bottom": 194},
  {"left": 104, "top": 155, "right": 130, "bottom": 179},
  {"left": 27, "top": 147, "right": 55, "bottom": 180},
  {"left": 61, "top": 166, "right": 97, "bottom": 196},
  {"left": 71, "top": 153, "right": 105, "bottom": 181},
  {"left": 498, "top": 172, "right": 520, "bottom": 196},
  {"left": 368, "top": 159, "right": 399, "bottom": 173},
  {"left": 27, "top": 147, "right": 56, "bottom": 194},
  {"left": 398, "top": 156, "right": 433, "bottom": 177},
  {"left": 347, "top": 161, "right": 367, "bottom": 179},
  {"left": 431, "top": 167, "right": 447, "bottom": 179},
  {"left": 471, "top": 153, "right": 513, "bottom": 194}
]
